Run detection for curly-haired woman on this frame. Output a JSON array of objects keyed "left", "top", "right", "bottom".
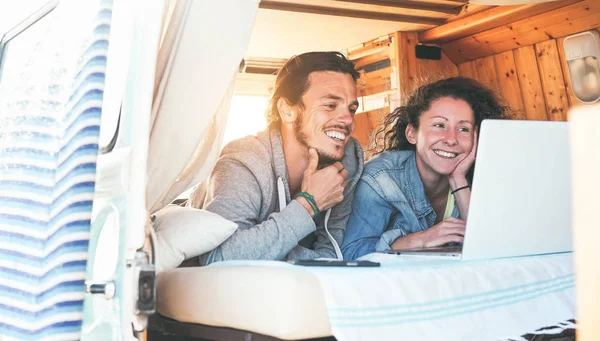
[{"left": 342, "top": 77, "right": 512, "bottom": 260}]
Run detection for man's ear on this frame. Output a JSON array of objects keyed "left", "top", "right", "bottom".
[
  {"left": 405, "top": 124, "right": 417, "bottom": 145},
  {"left": 277, "top": 98, "right": 296, "bottom": 124}
]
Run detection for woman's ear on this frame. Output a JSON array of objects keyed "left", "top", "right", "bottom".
[
  {"left": 277, "top": 98, "right": 296, "bottom": 124},
  {"left": 405, "top": 124, "right": 417, "bottom": 145}
]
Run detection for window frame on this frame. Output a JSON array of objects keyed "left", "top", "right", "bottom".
[{"left": 0, "top": 0, "right": 58, "bottom": 77}]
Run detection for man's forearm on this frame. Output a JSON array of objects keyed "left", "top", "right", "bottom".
[{"left": 199, "top": 201, "right": 315, "bottom": 265}]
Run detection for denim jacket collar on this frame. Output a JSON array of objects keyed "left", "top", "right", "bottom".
[{"left": 403, "top": 153, "right": 434, "bottom": 219}]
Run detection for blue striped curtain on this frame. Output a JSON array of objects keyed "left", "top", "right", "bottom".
[{"left": 0, "top": 0, "right": 112, "bottom": 340}]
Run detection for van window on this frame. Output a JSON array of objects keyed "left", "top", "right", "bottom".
[
  {"left": 0, "top": 2, "right": 57, "bottom": 109},
  {"left": 0, "top": 0, "right": 57, "bottom": 84},
  {"left": 222, "top": 95, "right": 269, "bottom": 145}
]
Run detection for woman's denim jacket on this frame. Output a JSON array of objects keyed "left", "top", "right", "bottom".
[{"left": 342, "top": 150, "right": 459, "bottom": 260}]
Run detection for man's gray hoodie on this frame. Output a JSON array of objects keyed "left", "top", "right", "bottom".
[{"left": 189, "top": 125, "right": 364, "bottom": 265}]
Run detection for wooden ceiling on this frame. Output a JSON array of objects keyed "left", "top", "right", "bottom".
[
  {"left": 248, "top": 0, "right": 491, "bottom": 59},
  {"left": 258, "top": 0, "right": 485, "bottom": 28},
  {"left": 251, "top": 0, "right": 600, "bottom": 64}
]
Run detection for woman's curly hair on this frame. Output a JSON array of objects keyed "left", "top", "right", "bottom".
[{"left": 375, "top": 77, "right": 513, "bottom": 154}]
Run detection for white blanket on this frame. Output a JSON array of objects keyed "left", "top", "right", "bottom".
[
  {"left": 210, "top": 253, "right": 575, "bottom": 341},
  {"left": 309, "top": 253, "right": 575, "bottom": 341}
]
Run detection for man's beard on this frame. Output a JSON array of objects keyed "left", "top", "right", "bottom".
[{"left": 293, "top": 113, "right": 342, "bottom": 168}]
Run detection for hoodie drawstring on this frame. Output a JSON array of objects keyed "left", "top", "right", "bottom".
[
  {"left": 324, "top": 208, "right": 343, "bottom": 260},
  {"left": 278, "top": 177, "right": 343, "bottom": 260}
]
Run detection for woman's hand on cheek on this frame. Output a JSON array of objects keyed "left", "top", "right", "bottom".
[{"left": 449, "top": 129, "right": 477, "bottom": 182}]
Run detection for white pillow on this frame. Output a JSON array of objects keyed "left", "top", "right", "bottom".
[{"left": 152, "top": 204, "right": 237, "bottom": 273}]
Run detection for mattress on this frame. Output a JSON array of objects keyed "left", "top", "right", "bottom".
[
  {"left": 156, "top": 263, "right": 332, "bottom": 340},
  {"left": 157, "top": 253, "right": 575, "bottom": 341}
]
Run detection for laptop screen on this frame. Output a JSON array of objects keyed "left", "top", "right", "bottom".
[{"left": 461, "top": 120, "right": 572, "bottom": 260}]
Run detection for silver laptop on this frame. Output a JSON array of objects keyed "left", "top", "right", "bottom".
[{"left": 386, "top": 120, "right": 572, "bottom": 261}]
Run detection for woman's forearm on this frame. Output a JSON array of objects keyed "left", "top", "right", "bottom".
[{"left": 391, "top": 231, "right": 424, "bottom": 250}]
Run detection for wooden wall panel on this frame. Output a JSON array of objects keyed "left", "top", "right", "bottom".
[
  {"left": 457, "top": 60, "right": 478, "bottom": 80},
  {"left": 513, "top": 45, "right": 549, "bottom": 120},
  {"left": 396, "top": 31, "right": 419, "bottom": 100},
  {"left": 367, "top": 106, "right": 389, "bottom": 134},
  {"left": 535, "top": 40, "right": 569, "bottom": 121},
  {"left": 494, "top": 50, "right": 526, "bottom": 119},
  {"left": 351, "top": 112, "right": 373, "bottom": 148},
  {"left": 475, "top": 56, "right": 500, "bottom": 93},
  {"left": 417, "top": 53, "right": 459, "bottom": 81},
  {"left": 365, "top": 106, "right": 391, "bottom": 158},
  {"left": 351, "top": 107, "right": 390, "bottom": 150},
  {"left": 473, "top": 11, "right": 600, "bottom": 63},
  {"left": 395, "top": 32, "right": 459, "bottom": 102},
  {"left": 458, "top": 25, "right": 600, "bottom": 122}
]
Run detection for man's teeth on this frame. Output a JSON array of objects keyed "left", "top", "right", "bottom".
[
  {"left": 434, "top": 150, "right": 458, "bottom": 158},
  {"left": 326, "top": 131, "right": 346, "bottom": 141}
]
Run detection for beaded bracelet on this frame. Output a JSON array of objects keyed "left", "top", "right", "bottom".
[{"left": 294, "top": 191, "right": 320, "bottom": 218}]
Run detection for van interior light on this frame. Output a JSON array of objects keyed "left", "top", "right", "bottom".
[{"left": 563, "top": 30, "right": 600, "bottom": 104}]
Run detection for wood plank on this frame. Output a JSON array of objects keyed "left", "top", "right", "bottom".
[
  {"left": 416, "top": 46, "right": 459, "bottom": 81},
  {"left": 347, "top": 36, "right": 392, "bottom": 59},
  {"left": 445, "top": 3, "right": 493, "bottom": 23},
  {"left": 452, "top": 12, "right": 600, "bottom": 62},
  {"left": 364, "top": 67, "right": 394, "bottom": 80},
  {"left": 389, "top": 32, "right": 399, "bottom": 92},
  {"left": 360, "top": 83, "right": 392, "bottom": 97},
  {"left": 535, "top": 40, "right": 569, "bottom": 121},
  {"left": 360, "top": 67, "right": 393, "bottom": 96},
  {"left": 397, "top": 32, "right": 420, "bottom": 100},
  {"left": 419, "top": 0, "right": 580, "bottom": 45},
  {"left": 366, "top": 106, "right": 392, "bottom": 159},
  {"left": 460, "top": 2, "right": 600, "bottom": 52},
  {"left": 513, "top": 45, "right": 548, "bottom": 120},
  {"left": 442, "top": 0, "right": 600, "bottom": 63},
  {"left": 494, "top": 50, "right": 526, "bottom": 119},
  {"left": 394, "top": 32, "right": 459, "bottom": 99},
  {"left": 450, "top": 0, "right": 595, "bottom": 49},
  {"left": 442, "top": 0, "right": 469, "bottom": 4},
  {"left": 457, "top": 60, "right": 478, "bottom": 80},
  {"left": 258, "top": 1, "right": 445, "bottom": 25},
  {"left": 367, "top": 106, "right": 390, "bottom": 134},
  {"left": 392, "top": 32, "right": 403, "bottom": 102},
  {"left": 334, "top": 0, "right": 461, "bottom": 15},
  {"left": 353, "top": 50, "right": 390, "bottom": 69},
  {"left": 475, "top": 55, "right": 500, "bottom": 93},
  {"left": 353, "top": 106, "right": 391, "bottom": 146},
  {"left": 352, "top": 111, "right": 373, "bottom": 147}
]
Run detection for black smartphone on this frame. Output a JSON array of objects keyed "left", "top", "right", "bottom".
[{"left": 287, "top": 259, "right": 380, "bottom": 267}]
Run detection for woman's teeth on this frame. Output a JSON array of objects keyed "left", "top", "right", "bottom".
[{"left": 434, "top": 150, "right": 458, "bottom": 158}]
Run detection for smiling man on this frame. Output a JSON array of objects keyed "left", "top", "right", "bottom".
[{"left": 189, "top": 51, "right": 364, "bottom": 265}]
